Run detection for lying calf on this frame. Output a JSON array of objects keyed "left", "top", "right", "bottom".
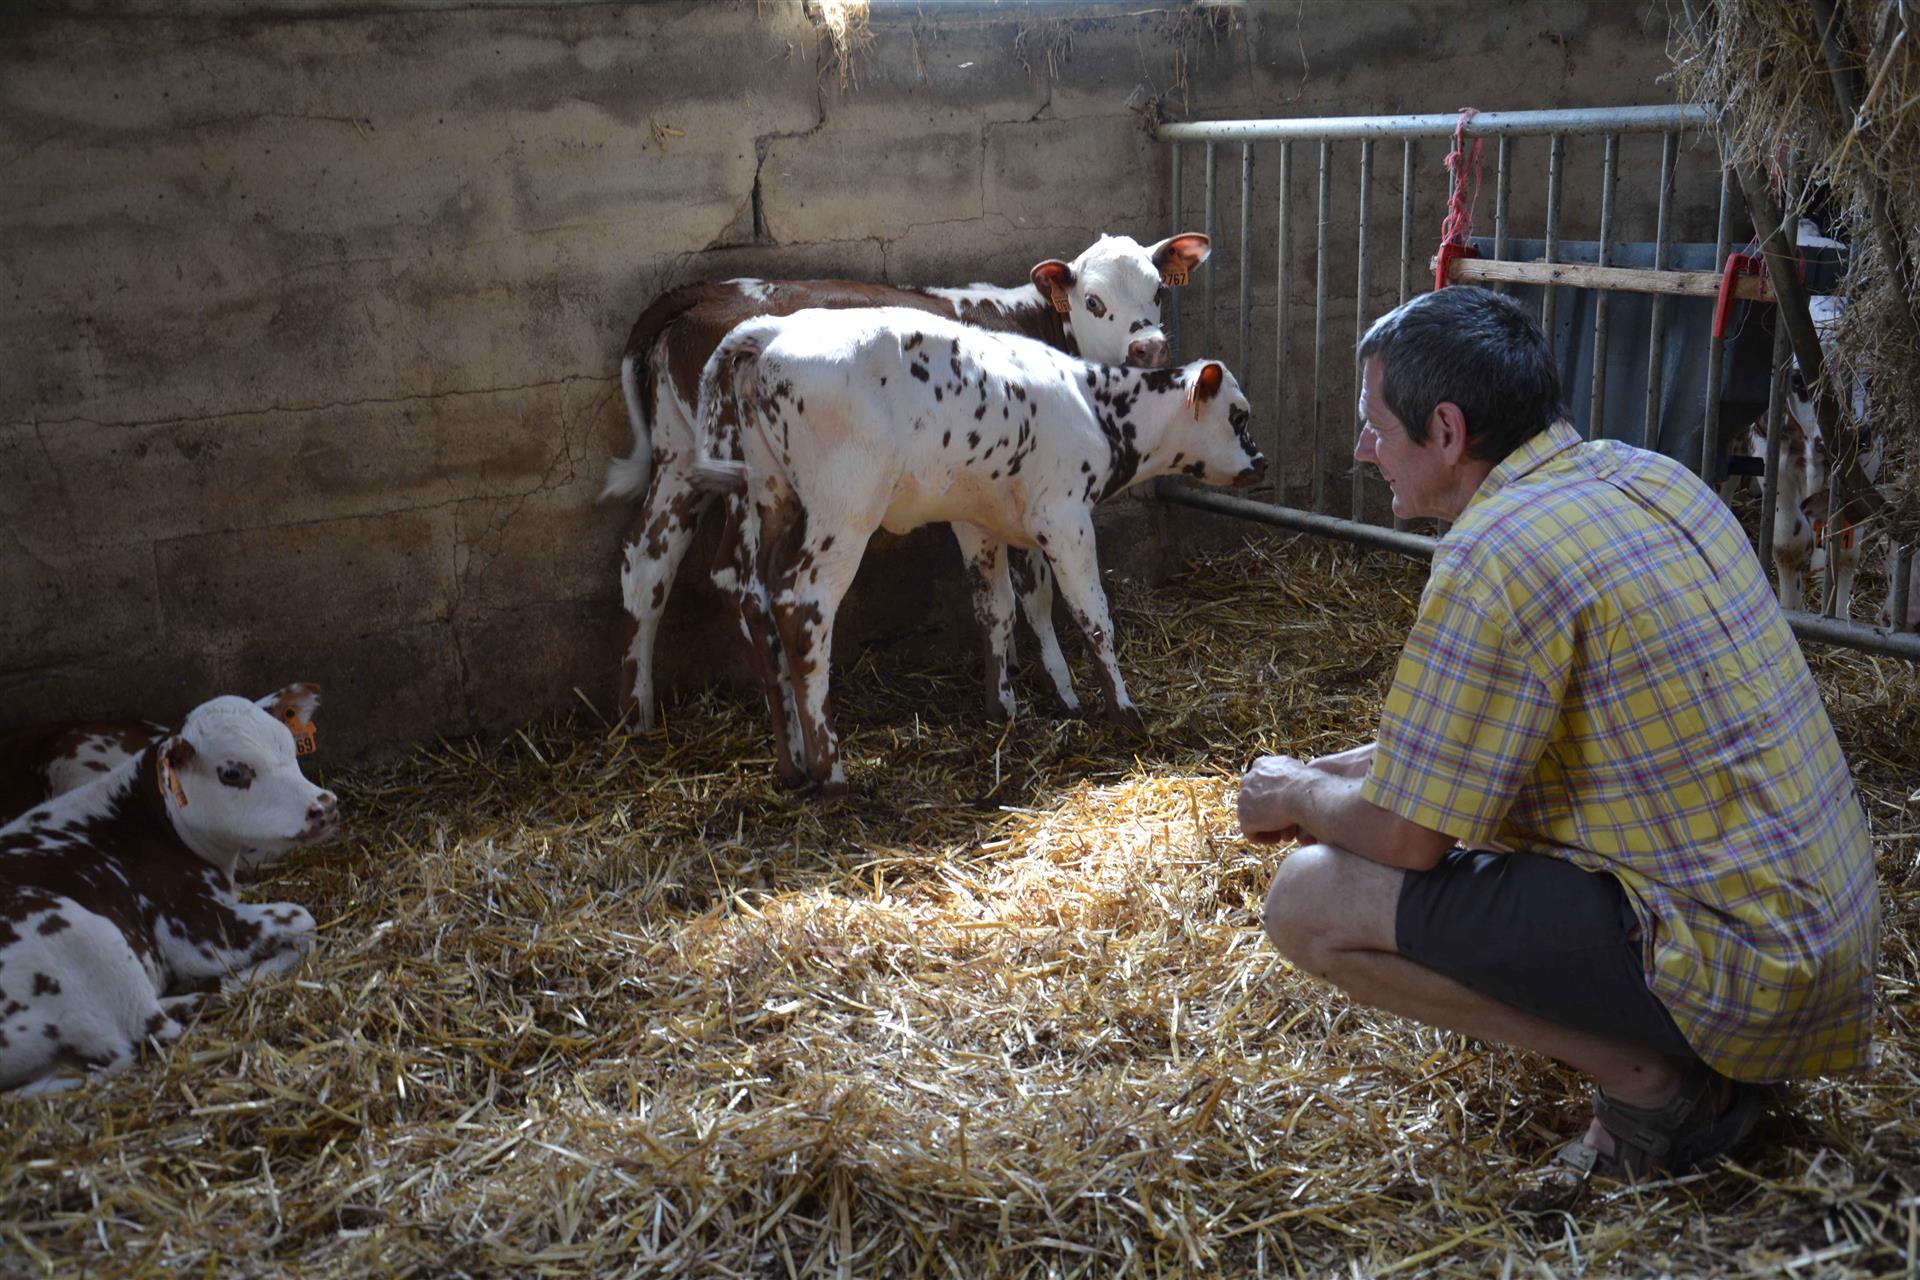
[
  {"left": 0, "top": 695, "right": 338, "bottom": 1095},
  {"left": 693, "top": 306, "right": 1265, "bottom": 792},
  {"left": 0, "top": 682, "right": 321, "bottom": 830}
]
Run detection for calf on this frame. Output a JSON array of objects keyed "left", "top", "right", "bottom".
[
  {"left": 0, "top": 683, "right": 321, "bottom": 830},
  {"left": 691, "top": 307, "right": 1265, "bottom": 793},
  {"left": 0, "top": 696, "right": 338, "bottom": 1095},
  {"left": 603, "top": 232, "right": 1212, "bottom": 731}
]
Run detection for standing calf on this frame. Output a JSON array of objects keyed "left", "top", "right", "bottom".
[
  {"left": 692, "top": 307, "right": 1265, "bottom": 793},
  {"left": 0, "top": 696, "right": 338, "bottom": 1095},
  {"left": 603, "top": 232, "right": 1212, "bottom": 731}
]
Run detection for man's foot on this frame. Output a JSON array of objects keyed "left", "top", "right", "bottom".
[{"left": 1553, "top": 1060, "right": 1765, "bottom": 1182}]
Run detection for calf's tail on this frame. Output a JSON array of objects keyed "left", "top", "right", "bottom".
[{"left": 689, "top": 326, "right": 767, "bottom": 496}]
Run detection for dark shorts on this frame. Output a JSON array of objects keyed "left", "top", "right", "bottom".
[{"left": 1395, "top": 848, "right": 1697, "bottom": 1061}]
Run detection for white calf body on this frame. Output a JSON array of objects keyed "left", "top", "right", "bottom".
[
  {"left": 0, "top": 696, "right": 338, "bottom": 1094},
  {"left": 692, "top": 307, "right": 1265, "bottom": 791}
]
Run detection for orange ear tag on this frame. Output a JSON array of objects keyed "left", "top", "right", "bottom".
[
  {"left": 161, "top": 759, "right": 188, "bottom": 808},
  {"left": 278, "top": 708, "right": 319, "bottom": 756},
  {"left": 1048, "top": 283, "right": 1071, "bottom": 315},
  {"left": 1162, "top": 263, "right": 1190, "bottom": 288}
]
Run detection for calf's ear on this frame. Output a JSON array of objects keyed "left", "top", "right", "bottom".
[
  {"left": 1194, "top": 362, "right": 1226, "bottom": 403},
  {"left": 161, "top": 736, "right": 195, "bottom": 807},
  {"left": 260, "top": 682, "right": 322, "bottom": 755},
  {"left": 1029, "top": 260, "right": 1075, "bottom": 314},
  {"left": 1150, "top": 233, "right": 1211, "bottom": 287}
]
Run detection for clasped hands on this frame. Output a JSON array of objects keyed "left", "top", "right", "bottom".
[{"left": 1236, "top": 742, "right": 1374, "bottom": 845}]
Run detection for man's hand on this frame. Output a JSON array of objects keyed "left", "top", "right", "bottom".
[{"left": 1238, "top": 754, "right": 1317, "bottom": 845}]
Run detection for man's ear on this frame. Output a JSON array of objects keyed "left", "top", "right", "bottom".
[{"left": 1429, "top": 402, "right": 1471, "bottom": 462}]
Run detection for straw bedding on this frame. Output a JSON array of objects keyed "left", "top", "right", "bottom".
[{"left": 3, "top": 537, "right": 1916, "bottom": 1278}]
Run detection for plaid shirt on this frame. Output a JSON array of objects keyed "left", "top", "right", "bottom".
[{"left": 1361, "top": 421, "right": 1878, "bottom": 1081}]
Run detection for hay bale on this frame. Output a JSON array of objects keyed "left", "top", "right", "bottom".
[{"left": 1671, "top": 0, "right": 1920, "bottom": 545}]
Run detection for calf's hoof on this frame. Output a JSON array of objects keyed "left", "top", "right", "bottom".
[{"left": 1104, "top": 703, "right": 1149, "bottom": 738}]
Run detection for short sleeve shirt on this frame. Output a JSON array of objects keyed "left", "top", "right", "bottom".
[{"left": 1359, "top": 421, "right": 1878, "bottom": 1081}]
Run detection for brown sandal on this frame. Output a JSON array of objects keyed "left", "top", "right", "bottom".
[{"left": 1553, "top": 1060, "right": 1766, "bottom": 1181}]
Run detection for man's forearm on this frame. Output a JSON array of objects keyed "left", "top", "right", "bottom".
[{"left": 1289, "top": 767, "right": 1452, "bottom": 872}]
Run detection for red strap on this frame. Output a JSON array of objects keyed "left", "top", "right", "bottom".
[
  {"left": 1713, "top": 252, "right": 1765, "bottom": 339},
  {"left": 1434, "top": 108, "right": 1484, "bottom": 291}
]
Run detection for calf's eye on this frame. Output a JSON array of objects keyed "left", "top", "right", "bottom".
[
  {"left": 216, "top": 762, "right": 255, "bottom": 789},
  {"left": 1085, "top": 294, "right": 1107, "bottom": 319}
]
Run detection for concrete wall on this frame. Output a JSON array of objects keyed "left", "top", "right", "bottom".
[{"left": 1, "top": 1, "right": 1685, "bottom": 757}]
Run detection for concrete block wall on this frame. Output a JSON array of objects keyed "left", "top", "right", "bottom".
[{"left": 1, "top": 1, "right": 1681, "bottom": 758}]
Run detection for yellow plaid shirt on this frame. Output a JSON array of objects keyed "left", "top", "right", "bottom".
[{"left": 1361, "top": 421, "right": 1878, "bottom": 1081}]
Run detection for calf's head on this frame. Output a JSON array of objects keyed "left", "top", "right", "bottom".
[
  {"left": 1031, "top": 233, "right": 1210, "bottom": 368},
  {"left": 1177, "top": 361, "right": 1266, "bottom": 489},
  {"left": 160, "top": 695, "right": 340, "bottom": 873}
]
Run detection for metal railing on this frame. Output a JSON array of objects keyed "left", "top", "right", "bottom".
[{"left": 1154, "top": 104, "right": 1920, "bottom": 661}]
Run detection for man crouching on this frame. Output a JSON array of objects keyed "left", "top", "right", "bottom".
[{"left": 1240, "top": 286, "right": 1877, "bottom": 1181}]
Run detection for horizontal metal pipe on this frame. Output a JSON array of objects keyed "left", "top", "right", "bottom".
[
  {"left": 1154, "top": 479, "right": 1437, "bottom": 558},
  {"left": 1160, "top": 104, "right": 1707, "bottom": 144},
  {"left": 1783, "top": 610, "right": 1920, "bottom": 661},
  {"left": 1154, "top": 482, "right": 1920, "bottom": 660}
]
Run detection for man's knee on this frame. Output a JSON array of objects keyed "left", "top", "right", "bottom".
[{"left": 1262, "top": 843, "right": 1403, "bottom": 972}]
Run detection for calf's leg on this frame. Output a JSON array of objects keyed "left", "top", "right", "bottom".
[
  {"left": 953, "top": 523, "right": 1019, "bottom": 721},
  {"left": 617, "top": 458, "right": 712, "bottom": 732},
  {"left": 714, "top": 493, "right": 809, "bottom": 789},
  {"left": 769, "top": 526, "right": 869, "bottom": 796},
  {"left": 1032, "top": 513, "right": 1145, "bottom": 736},
  {"left": 1009, "top": 549, "right": 1081, "bottom": 715}
]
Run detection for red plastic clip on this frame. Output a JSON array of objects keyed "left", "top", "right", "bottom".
[
  {"left": 1713, "top": 252, "right": 1766, "bottom": 339},
  {"left": 1433, "top": 241, "right": 1480, "bottom": 293}
]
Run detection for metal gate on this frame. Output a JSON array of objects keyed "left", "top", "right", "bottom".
[{"left": 1153, "top": 104, "right": 1918, "bottom": 661}]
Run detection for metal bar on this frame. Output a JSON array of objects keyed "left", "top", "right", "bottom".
[
  {"left": 1353, "top": 137, "right": 1373, "bottom": 521},
  {"left": 1699, "top": 164, "right": 1736, "bottom": 484},
  {"left": 1275, "top": 141, "right": 1292, "bottom": 497},
  {"left": 1642, "top": 131, "right": 1676, "bottom": 450},
  {"left": 1398, "top": 140, "right": 1414, "bottom": 304},
  {"left": 1204, "top": 141, "right": 1218, "bottom": 355},
  {"left": 1155, "top": 480, "right": 1437, "bottom": 558},
  {"left": 1892, "top": 543, "right": 1915, "bottom": 634},
  {"left": 1588, "top": 133, "right": 1618, "bottom": 440},
  {"left": 1159, "top": 103, "right": 1709, "bottom": 143},
  {"left": 1395, "top": 140, "right": 1413, "bottom": 535},
  {"left": 1152, "top": 484, "right": 1920, "bottom": 660},
  {"left": 1312, "top": 140, "right": 1331, "bottom": 513},
  {"left": 1542, "top": 133, "right": 1563, "bottom": 340},
  {"left": 1493, "top": 134, "right": 1511, "bottom": 286},
  {"left": 1169, "top": 143, "right": 1183, "bottom": 359},
  {"left": 1239, "top": 142, "right": 1253, "bottom": 379},
  {"left": 1783, "top": 608, "right": 1920, "bottom": 660}
]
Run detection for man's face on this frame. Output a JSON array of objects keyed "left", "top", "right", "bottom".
[{"left": 1354, "top": 357, "right": 1455, "bottom": 522}]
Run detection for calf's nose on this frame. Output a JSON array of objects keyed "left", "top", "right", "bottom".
[
  {"left": 1126, "top": 336, "right": 1170, "bottom": 368},
  {"left": 308, "top": 791, "right": 338, "bottom": 826},
  {"left": 1236, "top": 454, "right": 1269, "bottom": 487}
]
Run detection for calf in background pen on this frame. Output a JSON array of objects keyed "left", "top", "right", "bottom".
[
  {"left": 0, "top": 696, "right": 338, "bottom": 1095},
  {"left": 692, "top": 307, "right": 1266, "bottom": 793},
  {"left": 0, "top": 683, "right": 322, "bottom": 831},
  {"left": 603, "top": 232, "right": 1212, "bottom": 732}
]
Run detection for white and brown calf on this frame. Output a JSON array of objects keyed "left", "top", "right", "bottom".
[
  {"left": 0, "top": 696, "right": 338, "bottom": 1095},
  {"left": 0, "top": 683, "right": 321, "bottom": 831},
  {"left": 603, "top": 232, "right": 1212, "bottom": 731},
  {"left": 691, "top": 307, "right": 1265, "bottom": 793}
]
